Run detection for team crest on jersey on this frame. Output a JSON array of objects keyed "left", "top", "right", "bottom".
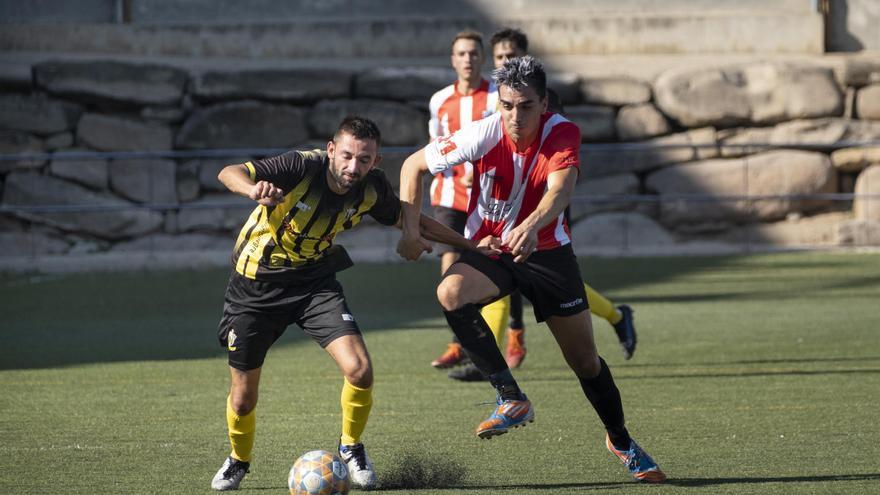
[
  {"left": 296, "top": 200, "right": 312, "bottom": 211},
  {"left": 437, "top": 135, "right": 457, "bottom": 155},
  {"left": 344, "top": 208, "right": 358, "bottom": 221},
  {"left": 227, "top": 328, "right": 238, "bottom": 351}
]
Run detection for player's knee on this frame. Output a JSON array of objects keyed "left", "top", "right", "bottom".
[
  {"left": 229, "top": 392, "right": 257, "bottom": 416},
  {"left": 436, "top": 278, "right": 464, "bottom": 311},
  {"left": 344, "top": 361, "right": 373, "bottom": 389},
  {"left": 570, "top": 354, "right": 602, "bottom": 379}
]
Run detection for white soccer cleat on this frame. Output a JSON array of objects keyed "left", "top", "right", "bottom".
[
  {"left": 338, "top": 442, "right": 377, "bottom": 489},
  {"left": 211, "top": 456, "right": 250, "bottom": 491}
]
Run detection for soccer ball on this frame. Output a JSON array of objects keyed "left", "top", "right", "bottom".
[{"left": 288, "top": 450, "right": 350, "bottom": 495}]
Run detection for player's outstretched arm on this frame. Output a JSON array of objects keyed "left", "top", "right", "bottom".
[
  {"left": 507, "top": 167, "right": 578, "bottom": 262},
  {"left": 397, "top": 149, "right": 433, "bottom": 260},
  {"left": 218, "top": 164, "right": 284, "bottom": 206}
]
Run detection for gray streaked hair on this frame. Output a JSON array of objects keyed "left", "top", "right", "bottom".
[{"left": 491, "top": 55, "right": 547, "bottom": 99}]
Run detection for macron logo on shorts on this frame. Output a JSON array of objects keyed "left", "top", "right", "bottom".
[
  {"left": 342, "top": 314, "right": 355, "bottom": 322},
  {"left": 227, "top": 328, "right": 238, "bottom": 351},
  {"left": 560, "top": 298, "right": 584, "bottom": 309}
]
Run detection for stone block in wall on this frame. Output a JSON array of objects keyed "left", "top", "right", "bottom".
[
  {"left": 176, "top": 193, "right": 252, "bottom": 233},
  {"left": 569, "top": 173, "right": 640, "bottom": 222},
  {"left": 176, "top": 100, "right": 308, "bottom": 149},
  {"left": 646, "top": 150, "right": 835, "bottom": 226},
  {"left": 2, "top": 171, "right": 162, "bottom": 239},
  {"left": 854, "top": 164, "right": 880, "bottom": 222},
  {"left": 0, "top": 130, "right": 46, "bottom": 173},
  {"left": 310, "top": 99, "right": 426, "bottom": 146},
  {"left": 547, "top": 73, "right": 582, "bottom": 106},
  {"left": 140, "top": 106, "right": 185, "bottom": 124},
  {"left": 855, "top": 84, "right": 880, "bottom": 120},
  {"left": 719, "top": 212, "right": 849, "bottom": 247},
  {"left": 570, "top": 212, "right": 675, "bottom": 253},
  {"left": 0, "top": 230, "right": 70, "bottom": 256},
  {"left": 49, "top": 148, "right": 109, "bottom": 190},
  {"left": 76, "top": 113, "right": 173, "bottom": 151},
  {"left": 654, "top": 63, "right": 843, "bottom": 128},
  {"left": 0, "top": 93, "right": 83, "bottom": 135},
  {"left": 768, "top": 118, "right": 880, "bottom": 145},
  {"left": 836, "top": 219, "right": 880, "bottom": 246},
  {"left": 583, "top": 127, "right": 717, "bottom": 177},
  {"left": 831, "top": 147, "right": 880, "bottom": 172},
  {"left": 615, "top": 103, "right": 671, "bottom": 141},
  {"left": 190, "top": 68, "right": 352, "bottom": 102},
  {"left": 843, "top": 56, "right": 880, "bottom": 87},
  {"left": 33, "top": 60, "right": 188, "bottom": 107},
  {"left": 111, "top": 233, "right": 231, "bottom": 252},
  {"left": 110, "top": 159, "right": 177, "bottom": 204},
  {"left": 176, "top": 161, "right": 200, "bottom": 203},
  {"left": 564, "top": 105, "right": 616, "bottom": 142},
  {"left": 717, "top": 127, "right": 775, "bottom": 158},
  {"left": 197, "top": 157, "right": 250, "bottom": 192},
  {"left": 356, "top": 67, "right": 454, "bottom": 102},
  {"left": 45, "top": 132, "right": 74, "bottom": 150},
  {"left": 580, "top": 77, "right": 651, "bottom": 106}
]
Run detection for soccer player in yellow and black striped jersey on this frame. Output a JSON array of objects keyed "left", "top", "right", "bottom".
[{"left": 210, "top": 116, "right": 493, "bottom": 491}]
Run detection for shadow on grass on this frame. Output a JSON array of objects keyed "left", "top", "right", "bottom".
[{"left": 666, "top": 473, "right": 880, "bottom": 487}]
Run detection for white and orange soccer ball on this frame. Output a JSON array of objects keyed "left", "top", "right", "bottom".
[{"left": 288, "top": 450, "right": 350, "bottom": 495}]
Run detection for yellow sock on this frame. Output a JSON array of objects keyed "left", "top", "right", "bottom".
[
  {"left": 340, "top": 378, "right": 373, "bottom": 445},
  {"left": 227, "top": 396, "right": 255, "bottom": 462},
  {"left": 585, "top": 283, "right": 621, "bottom": 324},
  {"left": 480, "top": 296, "right": 510, "bottom": 348}
]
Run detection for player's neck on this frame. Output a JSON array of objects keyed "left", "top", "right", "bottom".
[{"left": 457, "top": 76, "right": 483, "bottom": 95}]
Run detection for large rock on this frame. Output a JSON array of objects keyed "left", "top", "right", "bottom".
[
  {"left": 45, "top": 132, "right": 74, "bottom": 150},
  {"left": 855, "top": 84, "right": 880, "bottom": 120},
  {"left": 831, "top": 147, "right": 880, "bottom": 172},
  {"left": 0, "top": 130, "right": 46, "bottom": 173},
  {"left": 356, "top": 67, "right": 454, "bottom": 102},
  {"left": 615, "top": 103, "right": 671, "bottom": 141},
  {"left": 547, "top": 73, "right": 582, "bottom": 105},
  {"left": 190, "top": 68, "right": 352, "bottom": 102},
  {"left": 2, "top": 172, "right": 163, "bottom": 239},
  {"left": 570, "top": 212, "right": 675, "bottom": 253},
  {"left": 580, "top": 77, "right": 651, "bottom": 106},
  {"left": 49, "top": 148, "right": 109, "bottom": 190},
  {"left": 654, "top": 63, "right": 843, "bottom": 128},
  {"left": 76, "top": 113, "right": 173, "bottom": 151},
  {"left": 768, "top": 118, "right": 880, "bottom": 145},
  {"left": 564, "top": 105, "right": 616, "bottom": 142},
  {"left": 569, "top": 173, "right": 640, "bottom": 221},
  {"left": 176, "top": 193, "right": 253, "bottom": 232},
  {"left": 843, "top": 56, "right": 880, "bottom": 87},
  {"left": 583, "top": 127, "right": 717, "bottom": 177},
  {"left": 109, "top": 159, "right": 177, "bottom": 204},
  {"left": 854, "top": 164, "right": 880, "bottom": 222},
  {"left": 176, "top": 100, "right": 308, "bottom": 149},
  {"left": 646, "top": 150, "right": 836, "bottom": 225},
  {"left": 720, "top": 212, "right": 849, "bottom": 247},
  {"left": 309, "top": 99, "right": 427, "bottom": 146},
  {"left": 196, "top": 157, "right": 251, "bottom": 192},
  {"left": 34, "top": 60, "right": 188, "bottom": 107},
  {"left": 0, "top": 93, "right": 82, "bottom": 135}
]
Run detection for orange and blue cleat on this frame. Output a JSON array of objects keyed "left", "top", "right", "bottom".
[
  {"left": 605, "top": 434, "right": 666, "bottom": 483},
  {"left": 476, "top": 395, "right": 534, "bottom": 439}
]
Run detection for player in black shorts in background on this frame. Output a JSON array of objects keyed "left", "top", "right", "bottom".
[{"left": 210, "top": 116, "right": 490, "bottom": 491}]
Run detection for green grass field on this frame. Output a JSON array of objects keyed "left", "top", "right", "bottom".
[{"left": 2, "top": 252, "right": 879, "bottom": 494}]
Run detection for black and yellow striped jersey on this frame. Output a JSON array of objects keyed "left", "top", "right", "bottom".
[{"left": 231, "top": 149, "right": 401, "bottom": 281}]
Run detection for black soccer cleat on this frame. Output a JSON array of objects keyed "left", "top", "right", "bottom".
[{"left": 612, "top": 305, "right": 637, "bottom": 360}]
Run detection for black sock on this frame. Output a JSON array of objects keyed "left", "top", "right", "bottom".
[
  {"left": 444, "top": 304, "right": 522, "bottom": 400},
  {"left": 508, "top": 291, "right": 524, "bottom": 329},
  {"left": 578, "top": 357, "right": 631, "bottom": 449}
]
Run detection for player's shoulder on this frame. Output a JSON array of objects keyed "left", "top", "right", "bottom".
[
  {"left": 544, "top": 114, "right": 581, "bottom": 146},
  {"left": 365, "top": 167, "right": 392, "bottom": 188},
  {"left": 295, "top": 148, "right": 328, "bottom": 165},
  {"left": 430, "top": 83, "right": 457, "bottom": 106}
]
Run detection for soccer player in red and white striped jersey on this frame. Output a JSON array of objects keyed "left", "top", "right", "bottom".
[{"left": 397, "top": 56, "right": 666, "bottom": 483}]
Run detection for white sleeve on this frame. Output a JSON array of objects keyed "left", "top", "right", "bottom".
[
  {"left": 424, "top": 113, "right": 502, "bottom": 174},
  {"left": 427, "top": 88, "right": 448, "bottom": 140}
]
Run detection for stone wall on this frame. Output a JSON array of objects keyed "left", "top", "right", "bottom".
[{"left": 2, "top": 55, "right": 880, "bottom": 262}]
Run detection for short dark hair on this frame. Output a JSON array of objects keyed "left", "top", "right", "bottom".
[
  {"left": 490, "top": 28, "right": 528, "bottom": 53},
  {"left": 334, "top": 116, "right": 381, "bottom": 147},
  {"left": 451, "top": 30, "right": 484, "bottom": 52},
  {"left": 492, "top": 55, "right": 547, "bottom": 99}
]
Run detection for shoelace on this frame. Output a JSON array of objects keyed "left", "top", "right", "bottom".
[
  {"left": 343, "top": 445, "right": 368, "bottom": 470},
  {"left": 623, "top": 447, "right": 646, "bottom": 472},
  {"left": 223, "top": 460, "right": 248, "bottom": 478}
]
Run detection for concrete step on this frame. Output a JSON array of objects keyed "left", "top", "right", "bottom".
[{"left": 0, "top": 10, "right": 824, "bottom": 57}]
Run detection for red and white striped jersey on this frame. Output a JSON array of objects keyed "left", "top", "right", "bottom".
[
  {"left": 428, "top": 78, "right": 499, "bottom": 212},
  {"left": 424, "top": 112, "right": 581, "bottom": 251}
]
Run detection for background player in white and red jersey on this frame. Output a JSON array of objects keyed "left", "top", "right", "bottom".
[
  {"left": 427, "top": 31, "right": 508, "bottom": 371},
  {"left": 397, "top": 56, "right": 666, "bottom": 483},
  {"left": 482, "top": 28, "right": 639, "bottom": 373}
]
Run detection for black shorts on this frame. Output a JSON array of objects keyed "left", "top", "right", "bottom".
[
  {"left": 217, "top": 271, "right": 361, "bottom": 370},
  {"left": 454, "top": 244, "right": 589, "bottom": 323},
  {"left": 433, "top": 205, "right": 468, "bottom": 255}
]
